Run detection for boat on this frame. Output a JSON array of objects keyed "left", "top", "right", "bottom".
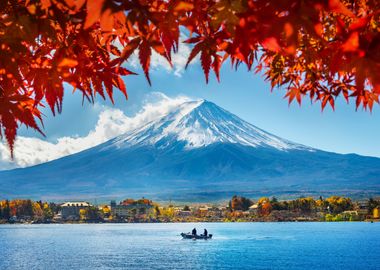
[{"left": 181, "top": 233, "right": 213, "bottom": 240}]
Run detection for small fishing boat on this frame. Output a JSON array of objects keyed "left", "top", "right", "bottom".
[{"left": 181, "top": 233, "right": 213, "bottom": 240}]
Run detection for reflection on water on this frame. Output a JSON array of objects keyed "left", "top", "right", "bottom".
[{"left": 0, "top": 222, "right": 379, "bottom": 270}]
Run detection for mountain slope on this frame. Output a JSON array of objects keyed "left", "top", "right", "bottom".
[
  {"left": 112, "top": 100, "right": 310, "bottom": 151},
  {"left": 1, "top": 100, "right": 379, "bottom": 201}
]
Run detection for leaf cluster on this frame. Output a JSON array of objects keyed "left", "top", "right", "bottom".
[{"left": 1, "top": 0, "right": 379, "bottom": 155}]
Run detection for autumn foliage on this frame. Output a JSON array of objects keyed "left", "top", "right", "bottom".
[
  {"left": 0, "top": 199, "right": 55, "bottom": 220},
  {"left": 229, "top": 195, "right": 253, "bottom": 211},
  {"left": 0, "top": 0, "right": 379, "bottom": 154}
]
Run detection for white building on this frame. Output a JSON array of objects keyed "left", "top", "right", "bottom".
[
  {"left": 61, "top": 202, "right": 91, "bottom": 220},
  {"left": 249, "top": 204, "right": 259, "bottom": 215},
  {"left": 110, "top": 201, "right": 153, "bottom": 219}
]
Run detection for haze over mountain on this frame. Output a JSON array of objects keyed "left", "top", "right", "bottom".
[{"left": 1, "top": 100, "right": 379, "bottom": 201}]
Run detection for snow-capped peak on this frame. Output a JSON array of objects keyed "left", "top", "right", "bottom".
[{"left": 112, "top": 100, "right": 312, "bottom": 151}]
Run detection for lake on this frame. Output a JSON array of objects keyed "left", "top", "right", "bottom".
[{"left": 0, "top": 222, "right": 379, "bottom": 269}]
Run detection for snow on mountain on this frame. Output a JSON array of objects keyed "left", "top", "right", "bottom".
[
  {"left": 1, "top": 99, "right": 380, "bottom": 201},
  {"left": 111, "top": 100, "right": 312, "bottom": 151}
]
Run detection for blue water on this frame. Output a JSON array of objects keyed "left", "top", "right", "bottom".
[{"left": 0, "top": 222, "right": 379, "bottom": 269}]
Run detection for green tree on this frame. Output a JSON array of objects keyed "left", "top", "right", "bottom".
[
  {"left": 271, "top": 197, "right": 290, "bottom": 211},
  {"left": 296, "top": 197, "right": 316, "bottom": 213},
  {"left": 155, "top": 206, "right": 161, "bottom": 218},
  {"left": 86, "top": 207, "right": 101, "bottom": 221},
  {"left": 325, "top": 214, "right": 334, "bottom": 222},
  {"left": 43, "top": 203, "right": 54, "bottom": 220},
  {"left": 326, "top": 196, "right": 353, "bottom": 214},
  {"left": 333, "top": 214, "right": 344, "bottom": 222}
]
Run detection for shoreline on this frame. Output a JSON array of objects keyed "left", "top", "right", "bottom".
[
  {"left": 1, "top": 219, "right": 379, "bottom": 225},
  {"left": 2, "top": 196, "right": 378, "bottom": 224}
]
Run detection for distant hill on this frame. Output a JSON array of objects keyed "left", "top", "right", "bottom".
[{"left": 1, "top": 100, "right": 379, "bottom": 201}]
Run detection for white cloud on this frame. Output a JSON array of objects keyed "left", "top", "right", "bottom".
[{"left": 0, "top": 92, "right": 191, "bottom": 171}]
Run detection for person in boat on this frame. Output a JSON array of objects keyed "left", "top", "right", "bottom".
[
  {"left": 203, "top": 229, "right": 208, "bottom": 237},
  {"left": 192, "top": 228, "right": 197, "bottom": 236}
]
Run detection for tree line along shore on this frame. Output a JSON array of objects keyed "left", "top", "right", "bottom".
[{"left": 0, "top": 196, "right": 379, "bottom": 224}]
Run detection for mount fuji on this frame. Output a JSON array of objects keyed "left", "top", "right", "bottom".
[{"left": 1, "top": 100, "right": 380, "bottom": 201}]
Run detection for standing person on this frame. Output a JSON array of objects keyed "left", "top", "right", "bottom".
[
  {"left": 192, "top": 228, "right": 197, "bottom": 236},
  {"left": 204, "top": 229, "right": 208, "bottom": 237}
]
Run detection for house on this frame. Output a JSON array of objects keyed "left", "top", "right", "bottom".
[
  {"left": 53, "top": 212, "right": 62, "bottom": 221},
  {"left": 249, "top": 204, "right": 259, "bottom": 215},
  {"left": 175, "top": 210, "right": 192, "bottom": 217},
  {"left": 199, "top": 206, "right": 212, "bottom": 212},
  {"left": 173, "top": 207, "right": 193, "bottom": 217},
  {"left": 342, "top": 210, "right": 359, "bottom": 215},
  {"left": 61, "top": 202, "right": 91, "bottom": 220},
  {"left": 110, "top": 199, "right": 154, "bottom": 219},
  {"left": 209, "top": 207, "right": 223, "bottom": 218},
  {"left": 196, "top": 206, "right": 212, "bottom": 217},
  {"left": 356, "top": 200, "right": 369, "bottom": 216}
]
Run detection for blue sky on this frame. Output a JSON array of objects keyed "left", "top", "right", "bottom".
[{"left": 4, "top": 47, "right": 379, "bottom": 169}]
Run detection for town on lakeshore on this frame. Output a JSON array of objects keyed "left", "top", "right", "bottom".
[{"left": 1, "top": 195, "right": 379, "bottom": 224}]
